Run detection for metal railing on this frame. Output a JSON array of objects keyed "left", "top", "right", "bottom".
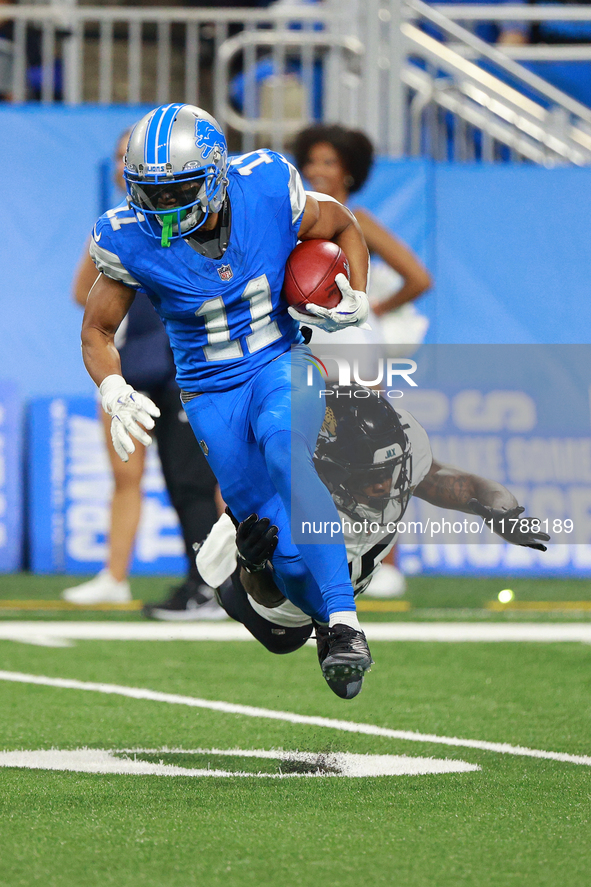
[
  {"left": 0, "top": 1, "right": 400, "bottom": 150},
  {"left": 215, "top": 29, "right": 365, "bottom": 153},
  {"left": 1, "top": 2, "right": 591, "bottom": 162},
  {"left": 403, "top": 0, "right": 591, "bottom": 164}
]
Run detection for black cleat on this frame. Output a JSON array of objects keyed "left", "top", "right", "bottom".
[
  {"left": 315, "top": 623, "right": 373, "bottom": 700},
  {"left": 143, "top": 580, "right": 227, "bottom": 622}
]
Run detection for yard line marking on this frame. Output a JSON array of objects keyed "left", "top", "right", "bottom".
[
  {"left": 2, "top": 621, "right": 591, "bottom": 645},
  {"left": 0, "top": 601, "right": 143, "bottom": 611},
  {"left": 0, "top": 622, "right": 251, "bottom": 645},
  {"left": 0, "top": 669, "right": 589, "bottom": 767},
  {"left": 0, "top": 748, "right": 479, "bottom": 778}
]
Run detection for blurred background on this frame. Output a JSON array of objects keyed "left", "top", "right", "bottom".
[{"left": 1, "top": 0, "right": 590, "bottom": 595}]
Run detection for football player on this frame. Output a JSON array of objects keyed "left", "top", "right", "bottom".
[
  {"left": 81, "top": 104, "right": 373, "bottom": 699},
  {"left": 196, "top": 385, "right": 550, "bottom": 699}
]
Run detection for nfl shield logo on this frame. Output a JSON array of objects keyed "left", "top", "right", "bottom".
[{"left": 218, "top": 264, "right": 233, "bottom": 281}]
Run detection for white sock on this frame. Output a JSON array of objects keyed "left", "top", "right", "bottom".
[{"left": 329, "top": 611, "right": 361, "bottom": 631}]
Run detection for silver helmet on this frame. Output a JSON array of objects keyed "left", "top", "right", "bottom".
[{"left": 123, "top": 103, "right": 228, "bottom": 246}]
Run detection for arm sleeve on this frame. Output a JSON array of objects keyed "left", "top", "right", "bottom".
[
  {"left": 277, "top": 154, "right": 307, "bottom": 226},
  {"left": 305, "top": 190, "right": 341, "bottom": 205},
  {"left": 89, "top": 221, "right": 142, "bottom": 289}
]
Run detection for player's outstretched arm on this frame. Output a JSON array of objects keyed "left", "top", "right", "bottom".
[
  {"left": 413, "top": 459, "right": 516, "bottom": 513},
  {"left": 81, "top": 273, "right": 160, "bottom": 462},
  {"left": 414, "top": 459, "right": 550, "bottom": 551}
]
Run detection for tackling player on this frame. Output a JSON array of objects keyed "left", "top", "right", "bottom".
[
  {"left": 196, "top": 385, "right": 550, "bottom": 699},
  {"left": 81, "top": 103, "right": 373, "bottom": 699}
]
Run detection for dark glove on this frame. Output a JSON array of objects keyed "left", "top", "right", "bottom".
[
  {"left": 226, "top": 508, "right": 279, "bottom": 572},
  {"left": 468, "top": 499, "right": 550, "bottom": 551}
]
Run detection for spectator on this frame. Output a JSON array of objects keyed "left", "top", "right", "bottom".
[
  {"left": 500, "top": 0, "right": 591, "bottom": 46},
  {"left": 425, "top": 0, "right": 591, "bottom": 107},
  {"left": 499, "top": 0, "right": 591, "bottom": 109},
  {"left": 0, "top": 0, "right": 16, "bottom": 101},
  {"left": 419, "top": 0, "right": 529, "bottom": 46},
  {"left": 0, "top": 0, "right": 64, "bottom": 101},
  {"left": 62, "top": 129, "right": 224, "bottom": 621},
  {"left": 292, "top": 123, "right": 432, "bottom": 353}
]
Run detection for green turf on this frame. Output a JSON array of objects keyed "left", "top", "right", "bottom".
[
  {"left": 1, "top": 574, "right": 591, "bottom": 623},
  {"left": 0, "top": 637, "right": 590, "bottom": 886}
]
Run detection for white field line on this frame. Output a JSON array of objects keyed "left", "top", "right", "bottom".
[
  {"left": 2, "top": 621, "right": 591, "bottom": 645},
  {"left": 0, "top": 669, "right": 589, "bottom": 767},
  {"left": 0, "top": 747, "right": 479, "bottom": 778}
]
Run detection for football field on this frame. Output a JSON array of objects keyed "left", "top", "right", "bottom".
[{"left": 1, "top": 576, "right": 590, "bottom": 886}]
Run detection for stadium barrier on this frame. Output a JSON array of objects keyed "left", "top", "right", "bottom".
[
  {"left": 395, "top": 345, "right": 591, "bottom": 578},
  {"left": 306, "top": 344, "right": 591, "bottom": 578},
  {"left": 27, "top": 397, "right": 186, "bottom": 576},
  {"left": 18, "top": 346, "right": 591, "bottom": 578},
  {"left": 2, "top": 106, "right": 590, "bottom": 406},
  {"left": 0, "top": 381, "right": 23, "bottom": 572},
  {"left": 2, "top": 2, "right": 591, "bottom": 160},
  {"left": 2, "top": 108, "right": 591, "bottom": 576}
]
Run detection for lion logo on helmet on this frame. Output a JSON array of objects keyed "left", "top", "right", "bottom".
[{"left": 195, "top": 119, "right": 225, "bottom": 162}]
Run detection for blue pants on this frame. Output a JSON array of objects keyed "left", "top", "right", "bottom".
[{"left": 183, "top": 345, "right": 355, "bottom": 622}]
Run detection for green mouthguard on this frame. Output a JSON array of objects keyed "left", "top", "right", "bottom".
[
  {"left": 160, "top": 209, "right": 188, "bottom": 248},
  {"left": 161, "top": 213, "right": 175, "bottom": 248}
]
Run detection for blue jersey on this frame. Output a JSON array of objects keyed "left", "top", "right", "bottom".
[{"left": 90, "top": 150, "right": 307, "bottom": 392}]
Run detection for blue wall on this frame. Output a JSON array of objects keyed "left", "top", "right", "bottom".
[
  {"left": 0, "top": 381, "right": 23, "bottom": 571},
  {"left": 1, "top": 106, "right": 590, "bottom": 401},
  {"left": 432, "top": 164, "right": 591, "bottom": 344},
  {"left": 0, "top": 107, "right": 151, "bottom": 399},
  {"left": 28, "top": 396, "right": 186, "bottom": 575},
  {"left": 1, "top": 106, "right": 590, "bottom": 576},
  {"left": 355, "top": 159, "right": 591, "bottom": 346}
]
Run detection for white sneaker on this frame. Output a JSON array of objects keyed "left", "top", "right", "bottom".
[
  {"left": 365, "top": 563, "right": 407, "bottom": 599},
  {"left": 61, "top": 570, "right": 132, "bottom": 604}
]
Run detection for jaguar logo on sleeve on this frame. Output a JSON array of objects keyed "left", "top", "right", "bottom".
[{"left": 321, "top": 406, "right": 337, "bottom": 439}]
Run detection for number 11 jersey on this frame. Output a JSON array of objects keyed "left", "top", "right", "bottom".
[{"left": 90, "top": 149, "right": 307, "bottom": 393}]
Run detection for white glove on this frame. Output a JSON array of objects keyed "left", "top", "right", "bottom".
[
  {"left": 288, "top": 273, "right": 371, "bottom": 333},
  {"left": 99, "top": 374, "right": 161, "bottom": 463}
]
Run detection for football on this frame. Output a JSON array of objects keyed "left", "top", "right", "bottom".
[{"left": 282, "top": 239, "right": 350, "bottom": 313}]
